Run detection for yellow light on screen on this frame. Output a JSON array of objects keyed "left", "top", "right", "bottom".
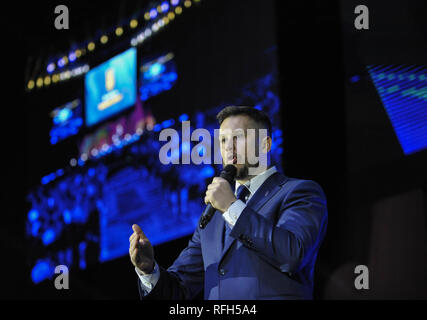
[
  {"left": 175, "top": 6, "right": 183, "bottom": 14},
  {"left": 144, "top": 12, "right": 151, "bottom": 20},
  {"left": 130, "top": 19, "right": 138, "bottom": 28},
  {"left": 163, "top": 17, "right": 169, "bottom": 25},
  {"left": 75, "top": 49, "right": 82, "bottom": 58},
  {"left": 88, "top": 42, "right": 95, "bottom": 51},
  {"left": 100, "top": 35, "right": 108, "bottom": 44},
  {"left": 184, "top": 0, "right": 192, "bottom": 8},
  {"left": 52, "top": 74, "right": 59, "bottom": 83},
  {"left": 27, "top": 80, "right": 35, "bottom": 90}
]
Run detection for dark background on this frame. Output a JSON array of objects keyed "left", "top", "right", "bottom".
[{"left": 1, "top": 0, "right": 427, "bottom": 300}]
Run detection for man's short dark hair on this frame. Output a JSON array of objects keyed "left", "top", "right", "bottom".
[{"left": 216, "top": 106, "right": 272, "bottom": 137}]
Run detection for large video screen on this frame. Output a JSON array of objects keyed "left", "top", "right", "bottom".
[{"left": 85, "top": 48, "right": 137, "bottom": 127}]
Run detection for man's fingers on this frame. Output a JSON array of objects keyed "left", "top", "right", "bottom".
[{"left": 132, "top": 224, "right": 148, "bottom": 239}]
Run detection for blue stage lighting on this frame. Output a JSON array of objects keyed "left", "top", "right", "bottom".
[
  {"left": 179, "top": 114, "right": 189, "bottom": 122},
  {"left": 42, "top": 229, "right": 56, "bottom": 245},
  {"left": 47, "top": 63, "right": 55, "bottom": 73},
  {"left": 31, "top": 260, "right": 54, "bottom": 284},
  {"left": 28, "top": 209, "right": 39, "bottom": 222},
  {"left": 149, "top": 9, "right": 157, "bottom": 18},
  {"left": 69, "top": 52, "right": 76, "bottom": 62}
]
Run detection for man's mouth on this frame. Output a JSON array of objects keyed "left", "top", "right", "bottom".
[{"left": 225, "top": 154, "right": 238, "bottom": 164}]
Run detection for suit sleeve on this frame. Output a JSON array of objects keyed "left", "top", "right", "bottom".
[
  {"left": 137, "top": 225, "right": 204, "bottom": 300},
  {"left": 229, "top": 180, "right": 328, "bottom": 273}
]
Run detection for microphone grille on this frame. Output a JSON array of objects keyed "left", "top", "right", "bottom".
[{"left": 220, "top": 164, "right": 237, "bottom": 184}]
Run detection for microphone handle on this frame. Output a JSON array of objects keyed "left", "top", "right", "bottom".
[{"left": 199, "top": 204, "right": 215, "bottom": 229}]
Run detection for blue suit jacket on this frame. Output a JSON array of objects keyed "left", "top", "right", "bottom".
[{"left": 138, "top": 172, "right": 328, "bottom": 300}]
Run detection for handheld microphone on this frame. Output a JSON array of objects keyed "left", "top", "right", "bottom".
[{"left": 199, "top": 164, "right": 237, "bottom": 229}]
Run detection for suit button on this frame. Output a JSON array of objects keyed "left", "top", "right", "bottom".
[{"left": 219, "top": 268, "right": 225, "bottom": 276}]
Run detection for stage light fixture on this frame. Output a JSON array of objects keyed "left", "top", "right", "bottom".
[
  {"left": 36, "top": 78, "right": 43, "bottom": 88},
  {"left": 27, "top": 80, "right": 35, "bottom": 90},
  {"left": 130, "top": 19, "right": 138, "bottom": 28},
  {"left": 115, "top": 27, "right": 123, "bottom": 36},
  {"left": 100, "top": 35, "right": 109, "bottom": 44},
  {"left": 44, "top": 76, "right": 51, "bottom": 86},
  {"left": 47, "top": 63, "right": 55, "bottom": 73},
  {"left": 88, "top": 42, "right": 95, "bottom": 51}
]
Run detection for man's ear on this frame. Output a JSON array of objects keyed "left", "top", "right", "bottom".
[{"left": 262, "top": 136, "right": 272, "bottom": 153}]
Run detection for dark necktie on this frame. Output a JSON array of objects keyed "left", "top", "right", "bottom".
[{"left": 223, "top": 184, "right": 250, "bottom": 247}]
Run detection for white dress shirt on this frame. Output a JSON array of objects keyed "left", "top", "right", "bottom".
[{"left": 136, "top": 166, "right": 278, "bottom": 295}]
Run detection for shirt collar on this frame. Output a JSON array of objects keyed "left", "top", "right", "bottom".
[{"left": 235, "top": 166, "right": 277, "bottom": 195}]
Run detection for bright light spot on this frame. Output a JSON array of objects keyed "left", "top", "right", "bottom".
[
  {"left": 28, "top": 209, "right": 39, "bottom": 222},
  {"left": 115, "top": 27, "right": 123, "bottom": 36},
  {"left": 69, "top": 52, "right": 76, "bottom": 62},
  {"left": 42, "top": 229, "right": 56, "bottom": 245},
  {"left": 184, "top": 0, "right": 191, "bottom": 8},
  {"left": 130, "top": 19, "right": 138, "bottom": 28},
  {"left": 150, "top": 9, "right": 157, "bottom": 18},
  {"left": 88, "top": 42, "right": 95, "bottom": 51},
  {"left": 100, "top": 35, "right": 108, "bottom": 44},
  {"left": 47, "top": 63, "right": 55, "bottom": 73},
  {"left": 44, "top": 76, "right": 51, "bottom": 86},
  {"left": 168, "top": 12, "right": 175, "bottom": 20},
  {"left": 175, "top": 6, "right": 183, "bottom": 14},
  {"left": 36, "top": 78, "right": 43, "bottom": 87},
  {"left": 27, "top": 80, "right": 35, "bottom": 90}
]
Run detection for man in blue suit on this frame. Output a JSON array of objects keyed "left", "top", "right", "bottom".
[{"left": 129, "top": 106, "right": 328, "bottom": 300}]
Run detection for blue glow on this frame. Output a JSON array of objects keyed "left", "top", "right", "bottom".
[
  {"left": 149, "top": 9, "right": 157, "bottom": 18},
  {"left": 79, "top": 242, "right": 87, "bottom": 269},
  {"left": 31, "top": 221, "right": 41, "bottom": 236},
  {"left": 153, "top": 124, "right": 162, "bottom": 132},
  {"left": 50, "top": 99, "right": 83, "bottom": 145},
  {"left": 63, "top": 210, "right": 72, "bottom": 224},
  {"left": 58, "top": 58, "right": 65, "bottom": 68},
  {"left": 350, "top": 75, "right": 361, "bottom": 83},
  {"left": 28, "top": 209, "right": 39, "bottom": 222},
  {"left": 367, "top": 65, "right": 427, "bottom": 155},
  {"left": 179, "top": 114, "right": 189, "bottom": 122},
  {"left": 69, "top": 52, "right": 76, "bottom": 62},
  {"left": 47, "top": 63, "right": 55, "bottom": 73},
  {"left": 200, "top": 166, "right": 215, "bottom": 178},
  {"left": 55, "top": 108, "right": 72, "bottom": 124},
  {"left": 161, "top": 119, "right": 175, "bottom": 128},
  {"left": 171, "top": 0, "right": 179, "bottom": 5},
  {"left": 140, "top": 53, "right": 178, "bottom": 101},
  {"left": 42, "top": 229, "right": 56, "bottom": 245},
  {"left": 31, "top": 260, "right": 53, "bottom": 284},
  {"left": 161, "top": 2, "right": 169, "bottom": 11},
  {"left": 88, "top": 168, "right": 95, "bottom": 177},
  {"left": 147, "top": 63, "right": 165, "bottom": 78}
]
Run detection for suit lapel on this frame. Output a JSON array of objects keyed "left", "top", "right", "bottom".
[{"left": 219, "top": 172, "right": 288, "bottom": 263}]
